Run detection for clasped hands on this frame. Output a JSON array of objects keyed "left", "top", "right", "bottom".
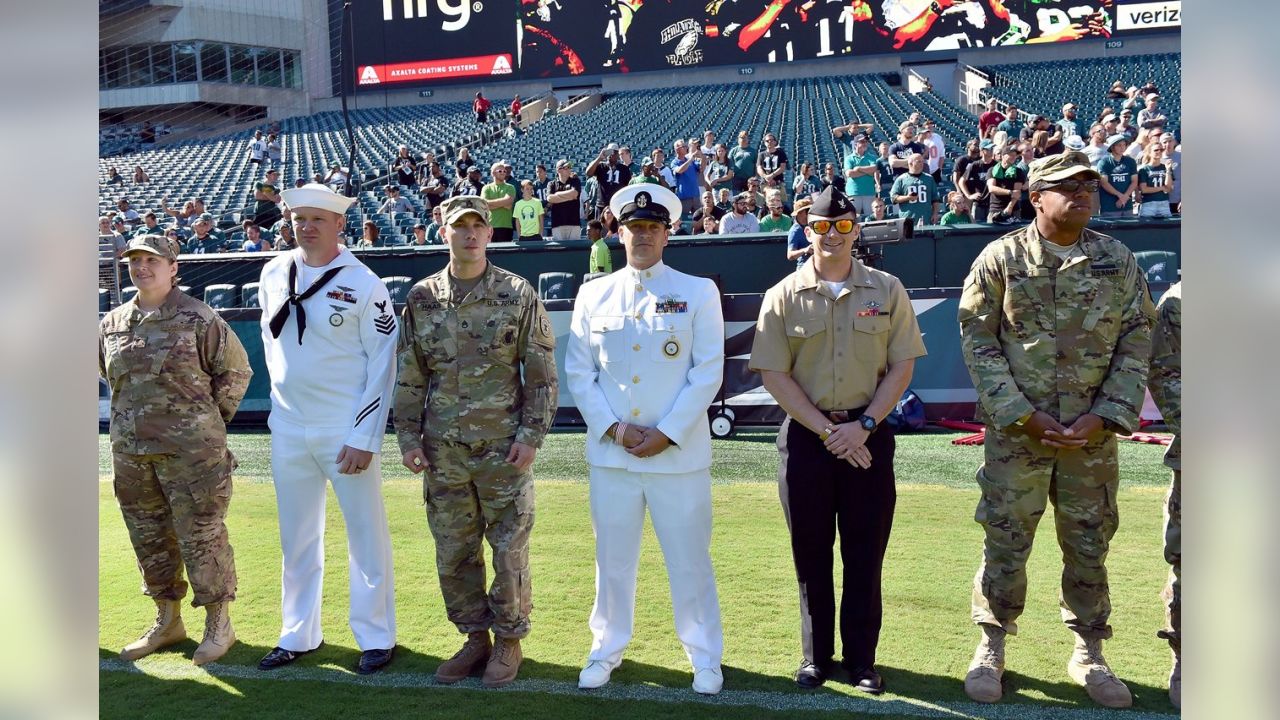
[
  {"left": 613, "top": 424, "right": 672, "bottom": 459},
  {"left": 822, "top": 423, "right": 872, "bottom": 469},
  {"left": 1020, "top": 411, "right": 1104, "bottom": 449}
]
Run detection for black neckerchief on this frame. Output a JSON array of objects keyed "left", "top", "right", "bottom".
[{"left": 268, "top": 260, "right": 344, "bottom": 344}]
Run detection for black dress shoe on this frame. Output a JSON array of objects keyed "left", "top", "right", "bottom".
[
  {"left": 259, "top": 643, "right": 321, "bottom": 670},
  {"left": 357, "top": 647, "right": 395, "bottom": 675},
  {"left": 848, "top": 666, "right": 885, "bottom": 695},
  {"left": 795, "top": 660, "right": 832, "bottom": 689}
]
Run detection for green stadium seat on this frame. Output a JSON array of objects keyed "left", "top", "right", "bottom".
[
  {"left": 121, "top": 286, "right": 138, "bottom": 304},
  {"left": 204, "top": 283, "right": 238, "bottom": 309},
  {"left": 99, "top": 288, "right": 110, "bottom": 312},
  {"left": 539, "top": 272, "right": 576, "bottom": 300},
  {"left": 383, "top": 276, "right": 413, "bottom": 304},
  {"left": 1133, "top": 250, "right": 1179, "bottom": 283},
  {"left": 241, "top": 282, "right": 261, "bottom": 308}
]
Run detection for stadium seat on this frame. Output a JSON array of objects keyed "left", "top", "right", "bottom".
[
  {"left": 1133, "top": 250, "right": 1179, "bottom": 283},
  {"left": 581, "top": 272, "right": 608, "bottom": 287},
  {"left": 99, "top": 288, "right": 110, "bottom": 312},
  {"left": 241, "top": 281, "right": 261, "bottom": 308},
  {"left": 383, "top": 276, "right": 413, "bottom": 304},
  {"left": 121, "top": 286, "right": 138, "bottom": 304},
  {"left": 538, "top": 272, "right": 576, "bottom": 301},
  {"left": 203, "top": 283, "right": 238, "bottom": 309}
]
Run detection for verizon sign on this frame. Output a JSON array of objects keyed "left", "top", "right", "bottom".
[{"left": 1116, "top": 1, "right": 1181, "bottom": 31}]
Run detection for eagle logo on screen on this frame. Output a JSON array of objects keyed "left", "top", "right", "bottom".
[
  {"left": 675, "top": 30, "right": 699, "bottom": 56},
  {"left": 661, "top": 19, "right": 705, "bottom": 67}
]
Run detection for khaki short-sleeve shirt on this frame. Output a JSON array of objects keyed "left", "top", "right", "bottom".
[{"left": 750, "top": 259, "right": 926, "bottom": 411}]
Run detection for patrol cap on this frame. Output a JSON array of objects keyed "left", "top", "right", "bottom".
[
  {"left": 1028, "top": 151, "right": 1102, "bottom": 187},
  {"left": 440, "top": 195, "right": 491, "bottom": 225},
  {"left": 808, "top": 184, "right": 855, "bottom": 219},
  {"left": 281, "top": 183, "right": 357, "bottom": 215},
  {"left": 609, "top": 183, "right": 681, "bottom": 226},
  {"left": 1105, "top": 133, "right": 1128, "bottom": 149},
  {"left": 122, "top": 233, "right": 181, "bottom": 261}
]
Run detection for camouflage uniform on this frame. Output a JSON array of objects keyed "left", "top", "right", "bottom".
[
  {"left": 394, "top": 263, "right": 557, "bottom": 638},
  {"left": 99, "top": 287, "right": 252, "bottom": 607},
  {"left": 1148, "top": 282, "right": 1180, "bottom": 651},
  {"left": 958, "top": 223, "right": 1154, "bottom": 639}
]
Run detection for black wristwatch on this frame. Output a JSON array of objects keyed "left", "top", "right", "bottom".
[{"left": 858, "top": 414, "right": 878, "bottom": 432}]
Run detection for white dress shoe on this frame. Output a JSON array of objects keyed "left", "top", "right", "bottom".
[
  {"left": 578, "top": 660, "right": 615, "bottom": 689},
  {"left": 692, "top": 666, "right": 724, "bottom": 695}
]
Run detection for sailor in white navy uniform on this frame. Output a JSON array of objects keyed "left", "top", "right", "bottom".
[
  {"left": 565, "top": 183, "right": 727, "bottom": 695},
  {"left": 255, "top": 183, "right": 399, "bottom": 675}
]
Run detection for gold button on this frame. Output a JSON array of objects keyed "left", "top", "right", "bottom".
[
  {"left": 634, "top": 312, "right": 643, "bottom": 320},
  {"left": 632, "top": 408, "right": 641, "bottom": 417},
  {"left": 645, "top": 271, "right": 652, "bottom": 278},
  {"left": 636, "top": 284, "right": 644, "bottom": 292},
  {"left": 632, "top": 375, "right": 640, "bottom": 384},
  {"left": 633, "top": 344, "right": 641, "bottom": 351}
]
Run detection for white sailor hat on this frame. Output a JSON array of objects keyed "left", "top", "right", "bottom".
[
  {"left": 280, "top": 183, "right": 357, "bottom": 215},
  {"left": 609, "top": 183, "right": 682, "bottom": 225}
]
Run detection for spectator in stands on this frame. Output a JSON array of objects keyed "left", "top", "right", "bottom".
[
  {"left": 586, "top": 144, "right": 632, "bottom": 220},
  {"left": 241, "top": 221, "right": 272, "bottom": 252},
  {"left": 510, "top": 94, "right": 522, "bottom": 123},
  {"left": 961, "top": 139, "right": 998, "bottom": 223},
  {"left": 688, "top": 137, "right": 706, "bottom": 167},
  {"left": 888, "top": 123, "right": 925, "bottom": 178},
  {"left": 1137, "top": 143, "right": 1175, "bottom": 219},
  {"left": 793, "top": 162, "right": 822, "bottom": 200},
  {"left": 996, "top": 103, "right": 1023, "bottom": 138},
  {"left": 513, "top": 180, "right": 545, "bottom": 242},
  {"left": 132, "top": 165, "right": 150, "bottom": 184},
  {"left": 453, "top": 147, "right": 475, "bottom": 179},
  {"left": 99, "top": 215, "right": 128, "bottom": 258},
  {"left": 720, "top": 192, "right": 761, "bottom": 234},
  {"left": 691, "top": 190, "right": 725, "bottom": 225},
  {"left": 631, "top": 158, "right": 666, "bottom": 186},
  {"left": 891, "top": 153, "right": 940, "bottom": 226},
  {"left": 162, "top": 227, "right": 183, "bottom": 248},
  {"left": 378, "top": 184, "right": 414, "bottom": 217},
  {"left": 424, "top": 205, "right": 444, "bottom": 245},
  {"left": 923, "top": 120, "right": 946, "bottom": 183},
  {"left": 600, "top": 206, "right": 620, "bottom": 242},
  {"left": 393, "top": 146, "right": 417, "bottom": 189},
  {"left": 728, "top": 131, "right": 758, "bottom": 193},
  {"left": 356, "top": 220, "right": 379, "bottom": 248},
  {"left": 865, "top": 197, "right": 891, "bottom": 222},
  {"left": 832, "top": 120, "right": 875, "bottom": 159},
  {"left": 617, "top": 146, "right": 638, "bottom": 176},
  {"left": 952, "top": 139, "right": 981, "bottom": 191},
  {"left": 482, "top": 162, "right": 518, "bottom": 243},
  {"left": 116, "top": 198, "right": 141, "bottom": 227},
  {"left": 669, "top": 138, "right": 703, "bottom": 217},
  {"left": 1106, "top": 80, "right": 1127, "bottom": 100},
  {"left": 474, "top": 91, "right": 491, "bottom": 124},
  {"left": 745, "top": 176, "right": 767, "bottom": 215},
  {"left": 1160, "top": 131, "right": 1181, "bottom": 213},
  {"left": 160, "top": 198, "right": 197, "bottom": 230},
  {"left": 133, "top": 211, "right": 162, "bottom": 238},
  {"left": 705, "top": 144, "right": 735, "bottom": 196},
  {"left": 1058, "top": 103, "right": 1082, "bottom": 140},
  {"left": 184, "top": 214, "right": 225, "bottom": 254},
  {"left": 267, "top": 134, "right": 282, "bottom": 169},
  {"left": 759, "top": 191, "right": 791, "bottom": 233},
  {"left": 532, "top": 164, "right": 551, "bottom": 207},
  {"left": 105, "top": 166, "right": 125, "bottom": 186},
  {"left": 1121, "top": 86, "right": 1142, "bottom": 114},
  {"left": 1098, "top": 135, "right": 1138, "bottom": 218},
  {"left": 254, "top": 169, "right": 284, "bottom": 229},
  {"left": 248, "top": 130, "right": 268, "bottom": 167},
  {"left": 586, "top": 219, "right": 611, "bottom": 274},
  {"left": 274, "top": 221, "right": 296, "bottom": 251},
  {"left": 874, "top": 142, "right": 895, "bottom": 202},
  {"left": 941, "top": 191, "right": 972, "bottom": 225},
  {"left": 421, "top": 162, "right": 449, "bottom": 212},
  {"left": 1017, "top": 141, "right": 1042, "bottom": 221},
  {"left": 820, "top": 163, "right": 839, "bottom": 192},
  {"left": 1117, "top": 109, "right": 1138, "bottom": 141},
  {"left": 756, "top": 132, "right": 788, "bottom": 196},
  {"left": 978, "top": 98, "right": 1005, "bottom": 139},
  {"left": 110, "top": 216, "right": 129, "bottom": 240},
  {"left": 649, "top": 148, "right": 675, "bottom": 187},
  {"left": 547, "top": 159, "right": 583, "bottom": 241},
  {"left": 843, "top": 133, "right": 879, "bottom": 217},
  {"left": 324, "top": 162, "right": 349, "bottom": 193},
  {"left": 453, "top": 165, "right": 484, "bottom": 197},
  {"left": 1083, "top": 123, "right": 1109, "bottom": 168},
  {"left": 699, "top": 215, "right": 719, "bottom": 235},
  {"left": 785, "top": 196, "right": 813, "bottom": 268},
  {"left": 986, "top": 146, "right": 1026, "bottom": 225},
  {"left": 670, "top": 216, "right": 691, "bottom": 237},
  {"left": 1125, "top": 126, "right": 1155, "bottom": 162},
  {"left": 411, "top": 222, "right": 429, "bottom": 246},
  {"left": 716, "top": 188, "right": 733, "bottom": 213}
]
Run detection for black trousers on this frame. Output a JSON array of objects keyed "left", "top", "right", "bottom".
[
  {"left": 491, "top": 227, "right": 514, "bottom": 244},
  {"left": 777, "top": 413, "right": 897, "bottom": 669}
]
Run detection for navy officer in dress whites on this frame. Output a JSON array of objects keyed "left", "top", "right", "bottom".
[
  {"left": 749, "top": 184, "right": 926, "bottom": 693},
  {"left": 565, "top": 183, "right": 727, "bottom": 695}
]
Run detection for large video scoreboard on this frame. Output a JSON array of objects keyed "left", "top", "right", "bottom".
[{"left": 342, "top": 1, "right": 1176, "bottom": 91}]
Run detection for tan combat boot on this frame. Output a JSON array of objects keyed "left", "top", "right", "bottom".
[
  {"left": 1169, "top": 644, "right": 1181, "bottom": 709},
  {"left": 120, "top": 598, "right": 187, "bottom": 661},
  {"left": 482, "top": 637, "right": 523, "bottom": 688},
  {"left": 192, "top": 601, "right": 236, "bottom": 666},
  {"left": 963, "top": 625, "right": 1006, "bottom": 703},
  {"left": 1067, "top": 635, "right": 1133, "bottom": 708},
  {"left": 434, "top": 631, "right": 492, "bottom": 684}
]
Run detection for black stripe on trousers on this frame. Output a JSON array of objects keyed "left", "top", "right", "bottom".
[{"left": 777, "top": 415, "right": 897, "bottom": 669}]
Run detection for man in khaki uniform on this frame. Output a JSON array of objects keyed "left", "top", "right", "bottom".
[
  {"left": 394, "top": 195, "right": 558, "bottom": 688},
  {"left": 957, "top": 152, "right": 1155, "bottom": 708},
  {"left": 750, "top": 185, "right": 926, "bottom": 693},
  {"left": 100, "top": 234, "right": 252, "bottom": 665},
  {"left": 1148, "top": 281, "right": 1181, "bottom": 709}
]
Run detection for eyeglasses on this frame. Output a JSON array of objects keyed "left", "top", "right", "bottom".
[
  {"left": 1037, "top": 179, "right": 1099, "bottom": 194},
  {"left": 807, "top": 219, "right": 856, "bottom": 234}
]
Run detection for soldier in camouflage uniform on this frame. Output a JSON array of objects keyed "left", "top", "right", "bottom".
[
  {"left": 394, "top": 195, "right": 557, "bottom": 689},
  {"left": 1148, "top": 281, "right": 1181, "bottom": 709},
  {"left": 99, "top": 234, "right": 252, "bottom": 666},
  {"left": 957, "top": 152, "right": 1155, "bottom": 708}
]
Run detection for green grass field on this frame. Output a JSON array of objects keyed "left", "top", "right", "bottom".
[{"left": 99, "top": 430, "right": 1179, "bottom": 719}]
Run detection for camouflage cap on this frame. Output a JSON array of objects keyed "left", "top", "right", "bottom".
[
  {"left": 1028, "top": 151, "right": 1102, "bottom": 187},
  {"left": 122, "top": 233, "right": 181, "bottom": 261},
  {"left": 440, "top": 194, "right": 490, "bottom": 225}
]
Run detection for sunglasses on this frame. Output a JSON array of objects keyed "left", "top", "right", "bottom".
[
  {"left": 1038, "top": 179, "right": 1100, "bottom": 194},
  {"left": 808, "top": 219, "right": 856, "bottom": 234}
]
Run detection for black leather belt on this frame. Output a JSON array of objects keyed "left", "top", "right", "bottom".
[{"left": 825, "top": 407, "right": 868, "bottom": 424}]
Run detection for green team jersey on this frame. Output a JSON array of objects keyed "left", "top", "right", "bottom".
[
  {"left": 728, "top": 146, "right": 758, "bottom": 181},
  {"left": 759, "top": 213, "right": 792, "bottom": 233},
  {"left": 588, "top": 238, "right": 612, "bottom": 273},
  {"left": 628, "top": 175, "right": 661, "bottom": 185},
  {"left": 482, "top": 181, "right": 517, "bottom": 229},
  {"left": 1098, "top": 155, "right": 1138, "bottom": 212},
  {"left": 1137, "top": 163, "right": 1170, "bottom": 202},
  {"left": 940, "top": 211, "right": 971, "bottom": 225},
  {"left": 890, "top": 173, "right": 938, "bottom": 221},
  {"left": 513, "top": 198, "right": 543, "bottom": 237}
]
